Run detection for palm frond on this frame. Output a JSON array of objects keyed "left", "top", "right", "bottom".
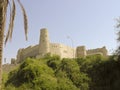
[
  {"left": 10, "top": 0, "right": 16, "bottom": 40},
  {"left": 5, "top": 1, "right": 12, "bottom": 44},
  {"left": 18, "top": 0, "right": 28, "bottom": 40},
  {"left": 5, "top": 0, "right": 16, "bottom": 45}
]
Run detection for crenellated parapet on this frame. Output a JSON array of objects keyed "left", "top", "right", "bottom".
[
  {"left": 15, "top": 28, "right": 108, "bottom": 63},
  {"left": 16, "top": 45, "right": 39, "bottom": 63},
  {"left": 86, "top": 46, "right": 107, "bottom": 57}
]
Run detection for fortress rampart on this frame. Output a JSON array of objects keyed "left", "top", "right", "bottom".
[
  {"left": 49, "top": 43, "right": 76, "bottom": 58},
  {"left": 17, "top": 45, "right": 39, "bottom": 63},
  {"left": 15, "top": 28, "right": 108, "bottom": 63},
  {"left": 86, "top": 46, "right": 107, "bottom": 57}
]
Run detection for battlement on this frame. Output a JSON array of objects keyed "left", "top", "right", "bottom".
[
  {"left": 86, "top": 46, "right": 107, "bottom": 57},
  {"left": 15, "top": 28, "right": 108, "bottom": 63}
]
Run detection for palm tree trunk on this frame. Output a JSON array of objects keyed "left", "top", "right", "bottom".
[{"left": 0, "top": 0, "right": 7, "bottom": 88}]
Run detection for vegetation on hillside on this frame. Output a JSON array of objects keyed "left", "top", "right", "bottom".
[{"left": 1, "top": 54, "right": 120, "bottom": 90}]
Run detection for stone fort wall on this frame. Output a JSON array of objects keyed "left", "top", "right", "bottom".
[
  {"left": 50, "top": 43, "right": 76, "bottom": 58},
  {"left": 17, "top": 42, "right": 76, "bottom": 62},
  {"left": 86, "top": 46, "right": 107, "bottom": 57},
  {"left": 15, "top": 28, "right": 107, "bottom": 63},
  {"left": 17, "top": 45, "right": 39, "bottom": 63}
]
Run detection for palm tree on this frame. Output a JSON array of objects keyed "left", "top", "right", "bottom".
[{"left": 0, "top": 0, "right": 28, "bottom": 88}]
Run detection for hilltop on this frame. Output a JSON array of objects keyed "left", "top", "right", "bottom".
[{"left": 2, "top": 54, "right": 120, "bottom": 90}]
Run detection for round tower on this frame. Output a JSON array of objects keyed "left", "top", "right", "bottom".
[
  {"left": 39, "top": 28, "right": 50, "bottom": 56},
  {"left": 76, "top": 46, "right": 86, "bottom": 58}
]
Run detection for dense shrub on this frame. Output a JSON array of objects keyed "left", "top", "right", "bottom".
[
  {"left": 88, "top": 58, "right": 120, "bottom": 90},
  {"left": 5, "top": 58, "right": 57, "bottom": 90},
  {"left": 55, "top": 58, "right": 90, "bottom": 90},
  {"left": 47, "top": 55, "right": 61, "bottom": 70},
  {"left": 4, "top": 55, "right": 120, "bottom": 90}
]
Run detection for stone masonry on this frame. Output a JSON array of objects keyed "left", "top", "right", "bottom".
[{"left": 16, "top": 28, "right": 108, "bottom": 63}]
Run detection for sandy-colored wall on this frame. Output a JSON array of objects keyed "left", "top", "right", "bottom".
[
  {"left": 39, "top": 28, "right": 50, "bottom": 55},
  {"left": 50, "top": 43, "right": 62, "bottom": 56},
  {"left": 15, "top": 28, "right": 108, "bottom": 64},
  {"left": 17, "top": 43, "right": 107, "bottom": 63},
  {"left": 18, "top": 42, "right": 76, "bottom": 61},
  {"left": 60, "top": 44, "right": 75, "bottom": 58},
  {"left": 86, "top": 46, "right": 107, "bottom": 56},
  {"left": 22, "top": 45, "right": 39, "bottom": 57},
  {"left": 50, "top": 43, "right": 75, "bottom": 58},
  {"left": 76, "top": 46, "right": 86, "bottom": 58},
  {"left": 17, "top": 45, "right": 39, "bottom": 63}
]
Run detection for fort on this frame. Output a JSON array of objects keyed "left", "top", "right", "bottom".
[{"left": 15, "top": 28, "right": 107, "bottom": 63}]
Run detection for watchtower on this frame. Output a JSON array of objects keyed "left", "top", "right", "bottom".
[
  {"left": 39, "top": 28, "right": 50, "bottom": 56},
  {"left": 76, "top": 46, "right": 86, "bottom": 58}
]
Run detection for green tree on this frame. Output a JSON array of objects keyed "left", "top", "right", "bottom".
[
  {"left": 116, "top": 17, "right": 120, "bottom": 60},
  {"left": 47, "top": 55, "right": 61, "bottom": 70},
  {"left": 88, "top": 57, "right": 120, "bottom": 90},
  {"left": 0, "top": 0, "right": 28, "bottom": 88},
  {"left": 56, "top": 58, "right": 90, "bottom": 90},
  {"left": 6, "top": 58, "right": 58, "bottom": 90}
]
